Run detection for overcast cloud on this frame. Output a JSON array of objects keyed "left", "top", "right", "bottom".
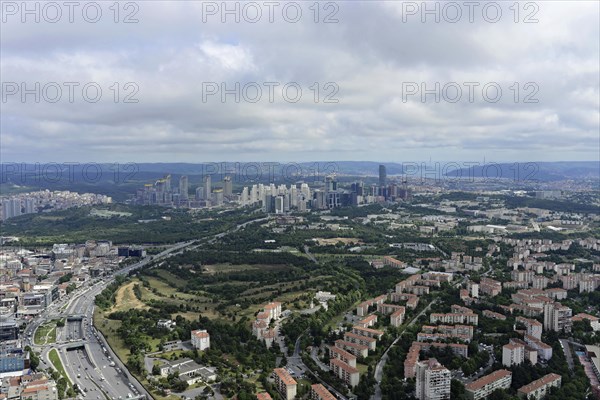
[{"left": 1, "top": 0, "right": 598, "bottom": 163}]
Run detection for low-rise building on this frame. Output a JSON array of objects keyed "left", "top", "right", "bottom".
[
  {"left": 329, "top": 346, "right": 357, "bottom": 368},
  {"left": 524, "top": 334, "right": 553, "bottom": 360},
  {"left": 465, "top": 370, "right": 512, "bottom": 400},
  {"left": 430, "top": 312, "right": 478, "bottom": 325},
  {"left": 310, "top": 384, "right": 336, "bottom": 400},
  {"left": 351, "top": 326, "right": 384, "bottom": 340},
  {"left": 344, "top": 332, "right": 377, "bottom": 351},
  {"left": 329, "top": 358, "right": 360, "bottom": 387},
  {"left": 191, "top": 329, "right": 210, "bottom": 351},
  {"left": 483, "top": 310, "right": 506, "bottom": 320},
  {"left": 390, "top": 307, "right": 405, "bottom": 327},
  {"left": 335, "top": 340, "right": 369, "bottom": 358},
  {"left": 256, "top": 393, "right": 272, "bottom": 400},
  {"left": 357, "top": 314, "right": 377, "bottom": 328},
  {"left": 517, "top": 373, "right": 561, "bottom": 400}
]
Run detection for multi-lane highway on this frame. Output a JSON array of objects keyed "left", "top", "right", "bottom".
[
  {"left": 27, "top": 240, "right": 197, "bottom": 399},
  {"left": 30, "top": 216, "right": 270, "bottom": 399}
]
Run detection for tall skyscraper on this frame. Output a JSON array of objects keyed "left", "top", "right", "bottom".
[
  {"left": 157, "top": 179, "right": 169, "bottom": 204},
  {"left": 325, "top": 175, "right": 337, "bottom": 192},
  {"left": 223, "top": 176, "right": 233, "bottom": 197},
  {"left": 263, "top": 194, "right": 274, "bottom": 213},
  {"left": 165, "top": 174, "right": 172, "bottom": 190},
  {"left": 275, "top": 196, "right": 285, "bottom": 214},
  {"left": 379, "top": 165, "right": 387, "bottom": 188},
  {"left": 415, "top": 358, "right": 451, "bottom": 400},
  {"left": 203, "top": 175, "right": 212, "bottom": 200},
  {"left": 179, "top": 175, "right": 189, "bottom": 200}
]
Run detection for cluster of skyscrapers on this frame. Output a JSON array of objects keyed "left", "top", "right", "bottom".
[
  {"left": 136, "top": 174, "right": 233, "bottom": 208},
  {"left": 135, "top": 165, "right": 410, "bottom": 212}
]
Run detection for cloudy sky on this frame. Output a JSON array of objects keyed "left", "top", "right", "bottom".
[{"left": 1, "top": 0, "right": 599, "bottom": 163}]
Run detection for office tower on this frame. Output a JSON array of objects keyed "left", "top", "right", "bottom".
[
  {"left": 283, "top": 194, "right": 290, "bottom": 212},
  {"left": 223, "top": 176, "right": 233, "bottom": 197},
  {"left": 325, "top": 176, "right": 337, "bottom": 192},
  {"left": 289, "top": 186, "right": 298, "bottom": 207},
  {"left": 415, "top": 358, "right": 451, "bottom": 400},
  {"left": 275, "top": 196, "right": 285, "bottom": 214},
  {"left": 313, "top": 191, "right": 326, "bottom": 210},
  {"left": 155, "top": 179, "right": 166, "bottom": 204},
  {"left": 351, "top": 181, "right": 364, "bottom": 196},
  {"left": 196, "top": 186, "right": 204, "bottom": 200},
  {"left": 179, "top": 175, "right": 189, "bottom": 200},
  {"left": 164, "top": 174, "right": 172, "bottom": 192},
  {"left": 379, "top": 165, "right": 387, "bottom": 188},
  {"left": 263, "top": 194, "right": 274, "bottom": 213},
  {"left": 203, "top": 175, "right": 212, "bottom": 200}
]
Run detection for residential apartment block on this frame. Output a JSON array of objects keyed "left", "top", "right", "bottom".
[{"left": 465, "top": 370, "right": 512, "bottom": 400}]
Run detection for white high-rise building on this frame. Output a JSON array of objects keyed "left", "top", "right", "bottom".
[
  {"left": 241, "top": 187, "right": 249, "bottom": 205},
  {"left": 203, "top": 175, "right": 212, "bottom": 200},
  {"left": 1, "top": 198, "right": 22, "bottom": 220},
  {"left": 24, "top": 198, "right": 36, "bottom": 214},
  {"left": 415, "top": 358, "right": 451, "bottom": 400},
  {"left": 290, "top": 186, "right": 298, "bottom": 207},
  {"left": 301, "top": 183, "right": 311, "bottom": 199},
  {"left": 502, "top": 342, "right": 525, "bottom": 367},
  {"left": 179, "top": 175, "right": 189, "bottom": 200}
]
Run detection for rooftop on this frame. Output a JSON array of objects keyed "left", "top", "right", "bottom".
[
  {"left": 330, "top": 358, "right": 359, "bottom": 374},
  {"left": 465, "top": 370, "right": 512, "bottom": 391},
  {"left": 518, "top": 373, "right": 561, "bottom": 394},
  {"left": 311, "top": 384, "right": 336, "bottom": 400},
  {"left": 274, "top": 368, "right": 297, "bottom": 386}
]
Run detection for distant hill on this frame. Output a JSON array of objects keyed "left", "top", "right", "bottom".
[
  {"left": 1, "top": 161, "right": 597, "bottom": 201},
  {"left": 445, "top": 161, "right": 599, "bottom": 181}
]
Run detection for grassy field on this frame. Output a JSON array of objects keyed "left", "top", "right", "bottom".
[
  {"left": 34, "top": 321, "right": 57, "bottom": 345},
  {"left": 356, "top": 363, "right": 368, "bottom": 374},
  {"left": 110, "top": 281, "right": 148, "bottom": 313},
  {"left": 48, "top": 349, "right": 71, "bottom": 385}
]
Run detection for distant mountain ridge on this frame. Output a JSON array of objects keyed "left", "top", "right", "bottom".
[{"left": 1, "top": 161, "right": 598, "bottom": 183}]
